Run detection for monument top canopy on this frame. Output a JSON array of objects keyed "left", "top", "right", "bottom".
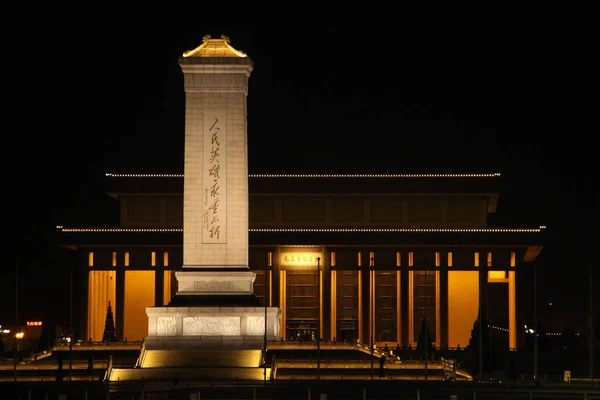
[{"left": 183, "top": 34, "right": 248, "bottom": 58}]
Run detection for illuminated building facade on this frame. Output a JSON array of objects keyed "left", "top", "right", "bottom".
[
  {"left": 59, "top": 172, "right": 543, "bottom": 350},
  {"left": 58, "top": 35, "right": 543, "bottom": 353}
]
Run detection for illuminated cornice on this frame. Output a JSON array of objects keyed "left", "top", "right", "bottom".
[
  {"left": 57, "top": 226, "right": 545, "bottom": 233},
  {"left": 249, "top": 173, "right": 501, "bottom": 178},
  {"left": 105, "top": 173, "right": 183, "bottom": 178},
  {"left": 57, "top": 227, "right": 181, "bottom": 232},
  {"left": 251, "top": 227, "right": 543, "bottom": 233},
  {"left": 105, "top": 173, "right": 502, "bottom": 179},
  {"left": 182, "top": 34, "right": 247, "bottom": 58}
]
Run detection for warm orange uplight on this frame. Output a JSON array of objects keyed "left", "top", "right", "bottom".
[
  {"left": 26, "top": 321, "right": 42, "bottom": 326},
  {"left": 15, "top": 332, "right": 24, "bottom": 339}
]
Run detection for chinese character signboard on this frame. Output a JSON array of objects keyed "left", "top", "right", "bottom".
[{"left": 280, "top": 252, "right": 323, "bottom": 269}]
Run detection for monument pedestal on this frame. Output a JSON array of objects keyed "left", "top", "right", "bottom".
[
  {"left": 139, "top": 304, "right": 281, "bottom": 371},
  {"left": 135, "top": 274, "right": 281, "bottom": 377},
  {"left": 145, "top": 305, "right": 282, "bottom": 349},
  {"left": 140, "top": 270, "right": 282, "bottom": 369}
]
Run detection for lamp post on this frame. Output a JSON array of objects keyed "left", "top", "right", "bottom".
[
  {"left": 316, "top": 257, "right": 321, "bottom": 380},
  {"left": 478, "top": 294, "right": 483, "bottom": 381},
  {"left": 14, "top": 261, "right": 18, "bottom": 384},
  {"left": 533, "top": 261, "right": 538, "bottom": 385},
  {"left": 424, "top": 270, "right": 429, "bottom": 382},
  {"left": 15, "top": 332, "right": 24, "bottom": 350},
  {"left": 69, "top": 262, "right": 73, "bottom": 383},
  {"left": 589, "top": 266, "right": 594, "bottom": 382},
  {"left": 370, "top": 256, "right": 374, "bottom": 380},
  {"left": 263, "top": 253, "right": 268, "bottom": 385}
]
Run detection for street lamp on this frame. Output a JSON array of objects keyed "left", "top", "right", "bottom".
[
  {"left": 534, "top": 261, "right": 538, "bottom": 385},
  {"left": 14, "top": 261, "right": 19, "bottom": 384},
  {"left": 370, "top": 256, "right": 374, "bottom": 380},
  {"left": 317, "top": 257, "right": 321, "bottom": 380},
  {"left": 589, "top": 266, "right": 594, "bottom": 382},
  {"left": 263, "top": 253, "right": 268, "bottom": 385},
  {"left": 15, "top": 332, "right": 24, "bottom": 350}
]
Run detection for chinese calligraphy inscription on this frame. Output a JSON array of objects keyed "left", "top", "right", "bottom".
[{"left": 202, "top": 113, "right": 227, "bottom": 243}]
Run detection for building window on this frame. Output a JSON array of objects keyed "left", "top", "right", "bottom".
[
  {"left": 487, "top": 252, "right": 492, "bottom": 267},
  {"left": 124, "top": 252, "right": 130, "bottom": 267},
  {"left": 268, "top": 251, "right": 273, "bottom": 267},
  {"left": 396, "top": 252, "right": 401, "bottom": 267},
  {"left": 413, "top": 270, "right": 436, "bottom": 341},
  {"left": 510, "top": 252, "right": 515, "bottom": 267},
  {"left": 408, "top": 252, "right": 414, "bottom": 267},
  {"left": 474, "top": 252, "right": 479, "bottom": 267},
  {"left": 447, "top": 252, "right": 453, "bottom": 267},
  {"left": 112, "top": 252, "right": 117, "bottom": 267},
  {"left": 331, "top": 252, "right": 336, "bottom": 267},
  {"left": 435, "top": 252, "right": 440, "bottom": 267},
  {"left": 151, "top": 252, "right": 156, "bottom": 267},
  {"left": 358, "top": 252, "right": 362, "bottom": 267},
  {"left": 369, "top": 252, "right": 375, "bottom": 267},
  {"left": 286, "top": 271, "right": 319, "bottom": 341},
  {"left": 88, "top": 252, "right": 94, "bottom": 268},
  {"left": 164, "top": 252, "right": 169, "bottom": 267},
  {"left": 336, "top": 271, "right": 359, "bottom": 342},
  {"left": 375, "top": 271, "right": 397, "bottom": 342}
]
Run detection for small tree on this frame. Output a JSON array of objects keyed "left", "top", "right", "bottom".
[
  {"left": 102, "top": 302, "right": 117, "bottom": 343},
  {"left": 416, "top": 317, "right": 434, "bottom": 360}
]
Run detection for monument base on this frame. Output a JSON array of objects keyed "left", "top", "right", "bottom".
[
  {"left": 126, "top": 270, "right": 283, "bottom": 376},
  {"left": 137, "top": 305, "right": 282, "bottom": 369}
]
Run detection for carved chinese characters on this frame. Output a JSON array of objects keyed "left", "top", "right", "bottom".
[{"left": 202, "top": 113, "right": 227, "bottom": 243}]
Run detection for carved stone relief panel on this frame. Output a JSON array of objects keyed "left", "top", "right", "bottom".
[
  {"left": 182, "top": 316, "right": 241, "bottom": 336},
  {"left": 246, "top": 316, "right": 265, "bottom": 336},
  {"left": 156, "top": 317, "right": 177, "bottom": 336}
]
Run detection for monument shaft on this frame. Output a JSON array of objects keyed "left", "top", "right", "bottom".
[{"left": 181, "top": 54, "right": 252, "bottom": 269}]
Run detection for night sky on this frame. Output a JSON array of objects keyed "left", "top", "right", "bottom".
[{"left": 4, "top": 26, "right": 595, "bottom": 334}]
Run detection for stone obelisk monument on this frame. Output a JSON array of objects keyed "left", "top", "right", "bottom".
[{"left": 141, "top": 35, "right": 282, "bottom": 374}]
